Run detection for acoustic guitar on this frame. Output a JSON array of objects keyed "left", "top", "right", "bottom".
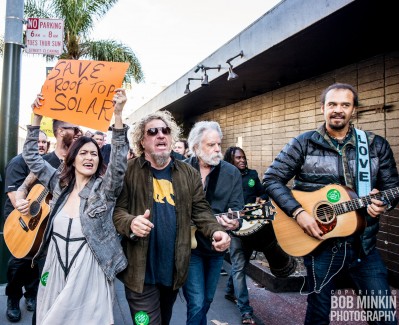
[
  {"left": 4, "top": 184, "right": 50, "bottom": 258},
  {"left": 271, "top": 184, "right": 399, "bottom": 257},
  {"left": 191, "top": 201, "right": 276, "bottom": 249}
]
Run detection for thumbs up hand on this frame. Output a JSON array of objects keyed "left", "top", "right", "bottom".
[{"left": 130, "top": 209, "right": 154, "bottom": 238}]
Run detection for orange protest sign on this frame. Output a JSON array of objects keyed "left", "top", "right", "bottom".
[{"left": 37, "top": 59, "right": 129, "bottom": 131}]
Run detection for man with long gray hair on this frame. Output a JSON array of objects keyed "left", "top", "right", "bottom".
[
  {"left": 113, "top": 111, "right": 231, "bottom": 325},
  {"left": 183, "top": 121, "right": 244, "bottom": 325}
]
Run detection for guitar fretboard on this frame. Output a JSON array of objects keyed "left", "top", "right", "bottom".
[
  {"left": 215, "top": 211, "right": 240, "bottom": 220},
  {"left": 37, "top": 188, "right": 49, "bottom": 204},
  {"left": 333, "top": 187, "right": 399, "bottom": 215}
]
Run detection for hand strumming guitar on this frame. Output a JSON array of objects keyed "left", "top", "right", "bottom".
[{"left": 294, "top": 209, "right": 324, "bottom": 240}]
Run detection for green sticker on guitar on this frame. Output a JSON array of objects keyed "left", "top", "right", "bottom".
[
  {"left": 40, "top": 272, "right": 49, "bottom": 286},
  {"left": 327, "top": 189, "right": 341, "bottom": 203}
]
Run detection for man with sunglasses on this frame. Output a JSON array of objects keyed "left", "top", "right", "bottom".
[
  {"left": 113, "top": 111, "right": 231, "bottom": 325},
  {"left": 42, "top": 121, "right": 80, "bottom": 168}
]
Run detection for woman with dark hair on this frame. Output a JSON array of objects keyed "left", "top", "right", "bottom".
[
  {"left": 17, "top": 89, "right": 129, "bottom": 325},
  {"left": 223, "top": 146, "right": 297, "bottom": 324}
]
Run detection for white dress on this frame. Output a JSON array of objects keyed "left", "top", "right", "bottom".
[{"left": 36, "top": 210, "right": 115, "bottom": 325}]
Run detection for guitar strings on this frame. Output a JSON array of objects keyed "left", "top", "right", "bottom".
[{"left": 311, "top": 187, "right": 399, "bottom": 219}]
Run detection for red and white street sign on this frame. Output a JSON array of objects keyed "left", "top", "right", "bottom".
[{"left": 26, "top": 18, "right": 64, "bottom": 55}]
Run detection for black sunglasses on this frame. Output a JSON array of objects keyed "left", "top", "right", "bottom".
[
  {"left": 146, "top": 127, "right": 171, "bottom": 136},
  {"left": 62, "top": 126, "right": 80, "bottom": 133}
]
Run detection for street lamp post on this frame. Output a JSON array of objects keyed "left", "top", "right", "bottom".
[{"left": 0, "top": 0, "right": 24, "bottom": 284}]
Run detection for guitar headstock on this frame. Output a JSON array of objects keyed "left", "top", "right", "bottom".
[{"left": 241, "top": 200, "right": 276, "bottom": 221}]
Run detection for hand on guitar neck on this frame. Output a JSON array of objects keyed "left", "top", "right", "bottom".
[
  {"left": 367, "top": 188, "right": 388, "bottom": 218},
  {"left": 292, "top": 188, "right": 387, "bottom": 242},
  {"left": 215, "top": 209, "right": 240, "bottom": 231}
]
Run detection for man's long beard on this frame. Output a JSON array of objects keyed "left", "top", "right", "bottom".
[
  {"left": 151, "top": 152, "right": 170, "bottom": 168},
  {"left": 198, "top": 149, "right": 223, "bottom": 166}
]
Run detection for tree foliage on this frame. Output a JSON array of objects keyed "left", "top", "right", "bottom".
[{"left": 24, "top": 0, "right": 144, "bottom": 83}]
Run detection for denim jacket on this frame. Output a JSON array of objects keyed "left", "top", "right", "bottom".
[{"left": 23, "top": 125, "right": 129, "bottom": 280}]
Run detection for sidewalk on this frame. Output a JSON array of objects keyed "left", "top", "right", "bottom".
[
  {"left": 0, "top": 260, "right": 302, "bottom": 325},
  {"left": 2, "top": 259, "right": 393, "bottom": 324}
]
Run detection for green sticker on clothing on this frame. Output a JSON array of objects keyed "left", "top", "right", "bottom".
[
  {"left": 40, "top": 272, "right": 49, "bottom": 286},
  {"left": 248, "top": 179, "right": 255, "bottom": 187},
  {"left": 327, "top": 189, "right": 341, "bottom": 203},
  {"left": 134, "top": 311, "right": 150, "bottom": 325}
]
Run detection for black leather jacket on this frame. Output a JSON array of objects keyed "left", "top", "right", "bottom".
[{"left": 263, "top": 124, "right": 399, "bottom": 255}]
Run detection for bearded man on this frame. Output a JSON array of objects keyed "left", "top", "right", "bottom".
[
  {"left": 113, "top": 112, "right": 231, "bottom": 325},
  {"left": 263, "top": 83, "right": 399, "bottom": 324},
  {"left": 183, "top": 121, "right": 244, "bottom": 325}
]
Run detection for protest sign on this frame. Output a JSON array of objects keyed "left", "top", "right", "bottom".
[
  {"left": 30, "top": 114, "right": 54, "bottom": 137},
  {"left": 37, "top": 59, "right": 129, "bottom": 131}
]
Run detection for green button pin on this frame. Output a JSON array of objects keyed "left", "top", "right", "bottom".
[
  {"left": 134, "top": 311, "right": 150, "bottom": 325},
  {"left": 248, "top": 179, "right": 255, "bottom": 187},
  {"left": 40, "top": 271, "right": 49, "bottom": 286}
]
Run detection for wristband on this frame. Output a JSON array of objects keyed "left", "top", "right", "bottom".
[{"left": 292, "top": 208, "right": 305, "bottom": 220}]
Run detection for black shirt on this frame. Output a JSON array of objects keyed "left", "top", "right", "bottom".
[
  {"left": 4, "top": 154, "right": 30, "bottom": 218},
  {"left": 241, "top": 168, "right": 267, "bottom": 204},
  {"left": 42, "top": 151, "right": 63, "bottom": 170},
  {"left": 101, "top": 144, "right": 111, "bottom": 165}
]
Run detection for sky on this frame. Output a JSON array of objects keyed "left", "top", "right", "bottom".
[{"left": 1, "top": 0, "right": 281, "bottom": 127}]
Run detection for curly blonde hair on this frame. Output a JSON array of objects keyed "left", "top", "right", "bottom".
[{"left": 131, "top": 110, "right": 181, "bottom": 156}]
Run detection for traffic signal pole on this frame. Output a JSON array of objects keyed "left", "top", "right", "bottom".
[{"left": 0, "top": 0, "right": 24, "bottom": 284}]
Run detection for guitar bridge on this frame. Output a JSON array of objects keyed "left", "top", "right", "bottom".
[{"left": 18, "top": 217, "right": 29, "bottom": 232}]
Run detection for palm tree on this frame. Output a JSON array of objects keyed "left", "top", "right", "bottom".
[{"left": 24, "top": 0, "right": 144, "bottom": 83}]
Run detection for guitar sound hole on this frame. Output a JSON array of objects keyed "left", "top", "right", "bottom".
[
  {"left": 30, "top": 201, "right": 41, "bottom": 217},
  {"left": 315, "top": 203, "right": 335, "bottom": 223}
]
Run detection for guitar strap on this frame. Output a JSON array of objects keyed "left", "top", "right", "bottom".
[{"left": 355, "top": 128, "right": 371, "bottom": 196}]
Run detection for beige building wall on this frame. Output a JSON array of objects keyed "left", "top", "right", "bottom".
[{"left": 193, "top": 51, "right": 399, "bottom": 282}]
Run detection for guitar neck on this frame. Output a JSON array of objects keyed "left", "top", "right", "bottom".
[
  {"left": 215, "top": 211, "right": 241, "bottom": 220},
  {"left": 334, "top": 187, "right": 399, "bottom": 215},
  {"left": 36, "top": 188, "right": 50, "bottom": 204}
]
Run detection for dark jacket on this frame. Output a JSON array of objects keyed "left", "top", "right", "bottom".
[
  {"left": 112, "top": 156, "right": 225, "bottom": 293},
  {"left": 263, "top": 124, "right": 399, "bottom": 255},
  {"left": 185, "top": 157, "right": 244, "bottom": 214},
  {"left": 241, "top": 168, "right": 266, "bottom": 204},
  {"left": 185, "top": 157, "right": 244, "bottom": 254},
  {"left": 23, "top": 125, "right": 129, "bottom": 280}
]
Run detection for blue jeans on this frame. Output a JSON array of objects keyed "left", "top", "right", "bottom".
[
  {"left": 304, "top": 240, "right": 397, "bottom": 325},
  {"left": 226, "top": 236, "right": 253, "bottom": 316},
  {"left": 183, "top": 249, "right": 225, "bottom": 325}
]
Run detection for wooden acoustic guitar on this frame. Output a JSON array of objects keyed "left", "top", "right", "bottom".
[
  {"left": 191, "top": 201, "right": 276, "bottom": 249},
  {"left": 4, "top": 184, "right": 50, "bottom": 258},
  {"left": 271, "top": 184, "right": 399, "bottom": 257}
]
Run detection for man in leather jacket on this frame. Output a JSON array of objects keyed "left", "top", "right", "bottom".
[{"left": 263, "top": 83, "right": 399, "bottom": 324}]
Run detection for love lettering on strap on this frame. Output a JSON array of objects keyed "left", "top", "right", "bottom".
[{"left": 355, "top": 128, "right": 371, "bottom": 197}]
